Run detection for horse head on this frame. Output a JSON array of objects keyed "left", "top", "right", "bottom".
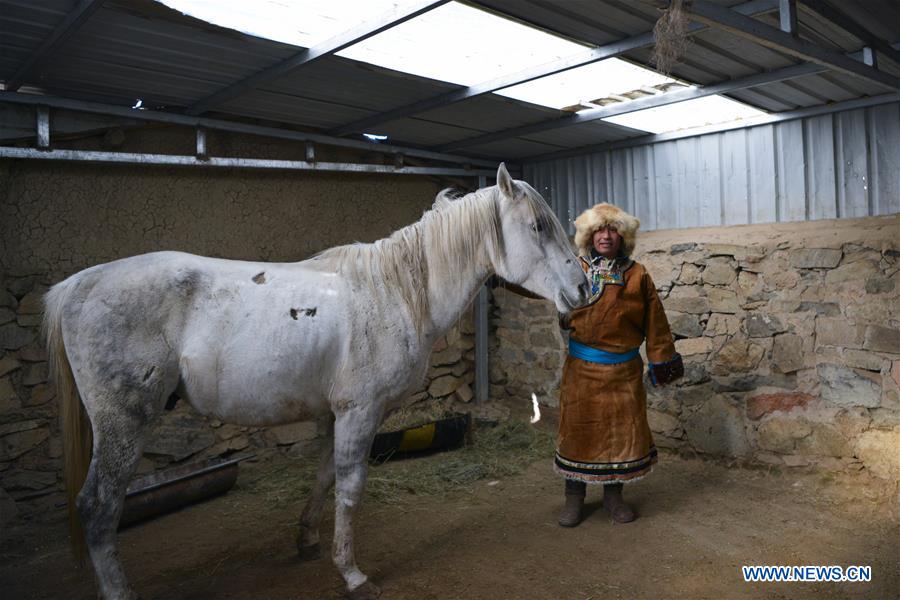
[{"left": 490, "top": 163, "right": 590, "bottom": 312}]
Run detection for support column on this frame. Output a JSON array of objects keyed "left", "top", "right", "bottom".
[{"left": 36, "top": 107, "right": 50, "bottom": 149}]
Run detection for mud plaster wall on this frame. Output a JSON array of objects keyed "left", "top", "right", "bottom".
[
  {"left": 0, "top": 135, "right": 477, "bottom": 518},
  {"left": 491, "top": 214, "right": 900, "bottom": 481}
]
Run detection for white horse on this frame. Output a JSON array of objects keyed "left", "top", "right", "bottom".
[{"left": 44, "top": 164, "right": 589, "bottom": 599}]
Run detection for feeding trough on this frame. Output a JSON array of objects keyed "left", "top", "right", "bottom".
[
  {"left": 370, "top": 413, "right": 471, "bottom": 463},
  {"left": 119, "top": 453, "right": 254, "bottom": 529}
]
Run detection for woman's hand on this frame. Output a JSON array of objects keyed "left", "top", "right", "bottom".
[{"left": 649, "top": 353, "right": 684, "bottom": 386}]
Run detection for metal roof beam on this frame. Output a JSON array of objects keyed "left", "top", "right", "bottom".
[
  {"left": 186, "top": 0, "right": 449, "bottom": 116},
  {"left": 433, "top": 60, "right": 830, "bottom": 152},
  {"left": 0, "top": 91, "right": 496, "bottom": 167},
  {"left": 5, "top": 0, "right": 106, "bottom": 91},
  {"left": 521, "top": 91, "right": 900, "bottom": 163},
  {"left": 327, "top": 0, "right": 780, "bottom": 137},
  {"left": 687, "top": 0, "right": 900, "bottom": 91},
  {"left": 798, "top": 0, "right": 900, "bottom": 67}
]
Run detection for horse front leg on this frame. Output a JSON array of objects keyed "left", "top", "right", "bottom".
[
  {"left": 332, "top": 407, "right": 381, "bottom": 599},
  {"left": 297, "top": 415, "right": 335, "bottom": 560}
]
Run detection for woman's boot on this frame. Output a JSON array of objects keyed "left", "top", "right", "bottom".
[
  {"left": 558, "top": 479, "right": 586, "bottom": 527},
  {"left": 602, "top": 482, "right": 635, "bottom": 523}
]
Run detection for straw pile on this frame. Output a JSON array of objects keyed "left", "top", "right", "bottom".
[{"left": 244, "top": 418, "right": 554, "bottom": 509}]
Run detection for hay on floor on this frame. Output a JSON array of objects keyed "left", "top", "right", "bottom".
[{"left": 241, "top": 418, "right": 554, "bottom": 510}]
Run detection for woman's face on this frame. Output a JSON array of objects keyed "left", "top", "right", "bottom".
[{"left": 592, "top": 226, "right": 622, "bottom": 259}]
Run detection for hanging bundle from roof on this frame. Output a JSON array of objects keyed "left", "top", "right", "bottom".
[{"left": 652, "top": 0, "right": 694, "bottom": 75}]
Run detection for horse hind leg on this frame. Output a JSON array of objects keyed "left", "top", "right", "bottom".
[
  {"left": 297, "top": 415, "right": 335, "bottom": 561},
  {"left": 77, "top": 391, "right": 163, "bottom": 600}
]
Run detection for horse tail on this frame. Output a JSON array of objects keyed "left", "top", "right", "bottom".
[{"left": 43, "top": 278, "right": 91, "bottom": 563}]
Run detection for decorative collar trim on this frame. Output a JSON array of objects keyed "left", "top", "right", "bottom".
[{"left": 579, "top": 253, "right": 634, "bottom": 303}]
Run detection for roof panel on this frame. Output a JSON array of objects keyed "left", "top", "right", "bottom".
[
  {"left": 217, "top": 89, "right": 370, "bottom": 130},
  {"left": 464, "top": 137, "right": 565, "bottom": 160},
  {"left": 0, "top": 0, "right": 896, "bottom": 163},
  {"left": 372, "top": 95, "right": 566, "bottom": 147},
  {"left": 475, "top": 0, "right": 899, "bottom": 114},
  {"left": 263, "top": 56, "right": 462, "bottom": 115},
  {"left": 37, "top": 53, "right": 225, "bottom": 107},
  {"left": 416, "top": 95, "right": 560, "bottom": 132},
  {"left": 688, "top": 27, "right": 799, "bottom": 75},
  {"left": 13, "top": 1, "right": 300, "bottom": 108},
  {"left": 76, "top": 5, "right": 292, "bottom": 80},
  {"left": 814, "top": 70, "right": 894, "bottom": 99},
  {"left": 724, "top": 88, "right": 795, "bottom": 113},
  {"left": 756, "top": 79, "right": 830, "bottom": 107},
  {"left": 523, "top": 121, "right": 636, "bottom": 147},
  {"left": 375, "top": 117, "right": 484, "bottom": 147},
  {"left": 472, "top": 0, "right": 655, "bottom": 44},
  {"left": 833, "top": 0, "right": 900, "bottom": 45},
  {"left": 0, "top": 0, "right": 72, "bottom": 80}
]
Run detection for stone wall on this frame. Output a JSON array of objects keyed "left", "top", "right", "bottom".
[
  {"left": 0, "top": 129, "right": 479, "bottom": 520},
  {"left": 491, "top": 214, "right": 900, "bottom": 480}
]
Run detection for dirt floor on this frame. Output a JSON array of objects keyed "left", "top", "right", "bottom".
[{"left": 1, "top": 411, "right": 898, "bottom": 600}]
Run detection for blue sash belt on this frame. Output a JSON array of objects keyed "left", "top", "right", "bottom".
[{"left": 568, "top": 339, "right": 640, "bottom": 364}]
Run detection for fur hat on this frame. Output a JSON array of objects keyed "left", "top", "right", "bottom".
[{"left": 573, "top": 203, "right": 640, "bottom": 257}]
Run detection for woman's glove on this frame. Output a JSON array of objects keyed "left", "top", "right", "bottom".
[{"left": 649, "top": 353, "right": 684, "bottom": 387}]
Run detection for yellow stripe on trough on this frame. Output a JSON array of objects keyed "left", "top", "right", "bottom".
[
  {"left": 398, "top": 422, "right": 436, "bottom": 452},
  {"left": 370, "top": 413, "right": 470, "bottom": 462}
]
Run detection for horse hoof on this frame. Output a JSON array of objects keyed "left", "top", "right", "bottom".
[
  {"left": 296, "top": 542, "right": 321, "bottom": 562},
  {"left": 347, "top": 580, "right": 381, "bottom": 600},
  {"left": 102, "top": 591, "right": 142, "bottom": 600}
]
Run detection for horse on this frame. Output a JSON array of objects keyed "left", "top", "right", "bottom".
[{"left": 44, "top": 163, "right": 590, "bottom": 599}]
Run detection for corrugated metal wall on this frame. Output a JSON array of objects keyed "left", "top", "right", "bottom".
[{"left": 525, "top": 102, "right": 900, "bottom": 232}]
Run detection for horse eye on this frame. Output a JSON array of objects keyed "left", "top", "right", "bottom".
[{"left": 531, "top": 222, "right": 544, "bottom": 233}]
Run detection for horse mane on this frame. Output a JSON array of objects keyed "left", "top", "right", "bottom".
[{"left": 310, "top": 182, "right": 560, "bottom": 335}]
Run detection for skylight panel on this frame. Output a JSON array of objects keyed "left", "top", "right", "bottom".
[
  {"left": 157, "top": 0, "right": 403, "bottom": 48},
  {"left": 602, "top": 94, "right": 767, "bottom": 134},
  {"left": 336, "top": 2, "right": 586, "bottom": 86},
  {"left": 496, "top": 59, "right": 677, "bottom": 110},
  {"left": 158, "top": 1, "right": 588, "bottom": 87},
  {"left": 156, "top": 0, "right": 768, "bottom": 137}
]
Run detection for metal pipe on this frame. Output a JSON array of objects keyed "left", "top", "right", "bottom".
[
  {"left": 0, "top": 91, "right": 497, "bottom": 168},
  {"left": 0, "top": 146, "right": 496, "bottom": 176}
]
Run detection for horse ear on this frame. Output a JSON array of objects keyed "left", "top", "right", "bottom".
[{"left": 497, "top": 163, "right": 517, "bottom": 199}]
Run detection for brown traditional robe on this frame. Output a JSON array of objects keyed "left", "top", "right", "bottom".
[{"left": 555, "top": 256, "right": 677, "bottom": 484}]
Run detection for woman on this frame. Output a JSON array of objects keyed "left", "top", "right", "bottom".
[{"left": 556, "top": 203, "right": 683, "bottom": 527}]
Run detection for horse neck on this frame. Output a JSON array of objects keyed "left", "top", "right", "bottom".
[{"left": 419, "top": 192, "right": 495, "bottom": 339}]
